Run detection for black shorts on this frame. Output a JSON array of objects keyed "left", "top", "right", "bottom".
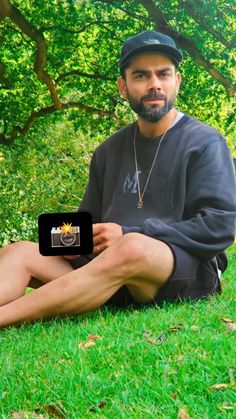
[{"left": 69, "top": 244, "right": 221, "bottom": 308}]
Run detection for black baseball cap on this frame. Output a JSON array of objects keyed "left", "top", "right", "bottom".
[{"left": 119, "top": 30, "right": 183, "bottom": 73}]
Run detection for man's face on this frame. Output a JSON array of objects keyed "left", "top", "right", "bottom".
[{"left": 118, "top": 53, "right": 181, "bottom": 123}]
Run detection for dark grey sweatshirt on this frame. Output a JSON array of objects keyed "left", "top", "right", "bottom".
[{"left": 80, "top": 115, "right": 236, "bottom": 269}]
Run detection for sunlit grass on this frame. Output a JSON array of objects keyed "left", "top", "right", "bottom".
[{"left": 0, "top": 245, "right": 235, "bottom": 418}]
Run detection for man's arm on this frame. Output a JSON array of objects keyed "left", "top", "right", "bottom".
[
  {"left": 123, "top": 139, "right": 236, "bottom": 260},
  {"left": 79, "top": 151, "right": 104, "bottom": 223}
]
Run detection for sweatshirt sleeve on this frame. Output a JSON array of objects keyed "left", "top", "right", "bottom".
[
  {"left": 79, "top": 150, "right": 103, "bottom": 223},
  {"left": 122, "top": 139, "right": 236, "bottom": 259}
]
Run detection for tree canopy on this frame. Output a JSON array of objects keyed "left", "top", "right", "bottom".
[
  {"left": 0, "top": 0, "right": 235, "bottom": 154},
  {"left": 0, "top": 0, "right": 235, "bottom": 245}
]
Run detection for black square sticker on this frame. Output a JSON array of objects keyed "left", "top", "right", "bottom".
[{"left": 38, "top": 212, "right": 93, "bottom": 256}]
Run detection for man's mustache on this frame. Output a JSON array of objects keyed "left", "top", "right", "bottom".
[{"left": 142, "top": 92, "right": 167, "bottom": 101}]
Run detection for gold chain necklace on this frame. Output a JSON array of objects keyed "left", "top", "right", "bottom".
[{"left": 133, "top": 124, "right": 171, "bottom": 209}]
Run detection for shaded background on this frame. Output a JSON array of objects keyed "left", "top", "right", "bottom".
[{"left": 0, "top": 0, "right": 235, "bottom": 245}]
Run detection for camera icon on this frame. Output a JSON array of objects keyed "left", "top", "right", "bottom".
[{"left": 51, "top": 225, "right": 80, "bottom": 248}]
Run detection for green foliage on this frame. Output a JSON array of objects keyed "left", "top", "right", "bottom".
[
  {"left": 176, "top": 56, "right": 236, "bottom": 156},
  {"left": 0, "top": 0, "right": 235, "bottom": 151},
  {"left": 0, "top": 117, "right": 109, "bottom": 245},
  {"left": 0, "top": 0, "right": 235, "bottom": 244}
]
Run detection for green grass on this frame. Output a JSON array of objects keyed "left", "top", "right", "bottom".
[{"left": 0, "top": 246, "right": 235, "bottom": 418}]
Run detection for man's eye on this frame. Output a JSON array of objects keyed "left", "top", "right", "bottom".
[
  {"left": 135, "top": 74, "right": 145, "bottom": 79},
  {"left": 160, "top": 72, "right": 171, "bottom": 78}
]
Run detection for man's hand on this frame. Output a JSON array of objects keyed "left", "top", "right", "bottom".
[
  {"left": 93, "top": 223, "right": 122, "bottom": 254},
  {"left": 63, "top": 255, "right": 80, "bottom": 260}
]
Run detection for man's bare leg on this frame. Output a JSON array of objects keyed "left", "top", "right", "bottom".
[
  {"left": 0, "top": 233, "right": 174, "bottom": 329},
  {"left": 0, "top": 241, "right": 74, "bottom": 305}
]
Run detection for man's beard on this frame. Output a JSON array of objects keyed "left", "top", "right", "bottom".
[{"left": 126, "top": 90, "right": 175, "bottom": 123}]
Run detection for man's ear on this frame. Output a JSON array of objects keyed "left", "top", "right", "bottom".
[
  {"left": 176, "top": 71, "right": 181, "bottom": 95},
  {"left": 117, "top": 76, "right": 127, "bottom": 98}
]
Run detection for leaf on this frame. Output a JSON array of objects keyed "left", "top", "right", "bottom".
[
  {"left": 98, "top": 400, "right": 107, "bottom": 409},
  {"left": 88, "top": 333, "right": 102, "bottom": 341},
  {"left": 210, "top": 383, "right": 229, "bottom": 390},
  {"left": 11, "top": 413, "right": 25, "bottom": 419},
  {"left": 190, "top": 325, "right": 199, "bottom": 330},
  {"left": 79, "top": 340, "right": 95, "bottom": 349},
  {"left": 221, "top": 318, "right": 236, "bottom": 331},
  {"left": 170, "top": 324, "right": 183, "bottom": 332},
  {"left": 42, "top": 404, "right": 66, "bottom": 419},
  {"left": 11, "top": 412, "right": 47, "bottom": 419},
  {"left": 78, "top": 334, "right": 102, "bottom": 349},
  {"left": 42, "top": 402, "right": 66, "bottom": 418},
  {"left": 221, "top": 402, "right": 235, "bottom": 410},
  {"left": 222, "top": 317, "right": 234, "bottom": 323},
  {"left": 178, "top": 407, "right": 191, "bottom": 418},
  {"left": 227, "top": 323, "right": 236, "bottom": 331},
  {"left": 89, "top": 400, "right": 108, "bottom": 412}
]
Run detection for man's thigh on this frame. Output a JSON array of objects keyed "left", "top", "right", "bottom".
[
  {"left": 69, "top": 239, "right": 220, "bottom": 307},
  {"left": 107, "top": 244, "right": 220, "bottom": 307},
  {"left": 70, "top": 234, "right": 175, "bottom": 304},
  {"left": 2, "top": 241, "right": 74, "bottom": 284}
]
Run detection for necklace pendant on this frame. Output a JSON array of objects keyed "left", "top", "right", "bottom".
[{"left": 137, "top": 200, "right": 143, "bottom": 209}]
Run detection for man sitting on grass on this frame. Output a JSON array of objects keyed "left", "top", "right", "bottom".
[{"left": 0, "top": 30, "right": 235, "bottom": 328}]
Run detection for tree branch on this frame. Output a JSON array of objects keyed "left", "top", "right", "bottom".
[
  {"left": 116, "top": 6, "right": 150, "bottom": 22},
  {"left": 56, "top": 70, "right": 115, "bottom": 83},
  {"left": 3, "top": 21, "right": 34, "bottom": 45},
  {"left": 0, "top": 0, "right": 11, "bottom": 21},
  {"left": 0, "top": 0, "right": 61, "bottom": 108},
  {"left": 138, "top": 0, "right": 236, "bottom": 97},
  {"left": 179, "top": 0, "right": 236, "bottom": 49},
  {"left": 96, "top": 0, "right": 149, "bottom": 22},
  {"left": 0, "top": 101, "right": 121, "bottom": 144},
  {"left": 40, "top": 19, "right": 119, "bottom": 34}
]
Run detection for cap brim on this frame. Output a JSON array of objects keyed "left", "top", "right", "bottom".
[{"left": 120, "top": 44, "right": 183, "bottom": 70}]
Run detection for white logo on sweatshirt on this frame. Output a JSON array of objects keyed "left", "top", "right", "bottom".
[{"left": 123, "top": 171, "right": 141, "bottom": 193}]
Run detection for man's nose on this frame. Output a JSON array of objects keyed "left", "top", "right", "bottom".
[{"left": 147, "top": 74, "right": 161, "bottom": 90}]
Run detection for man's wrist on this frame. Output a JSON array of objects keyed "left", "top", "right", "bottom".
[{"left": 122, "top": 226, "right": 142, "bottom": 234}]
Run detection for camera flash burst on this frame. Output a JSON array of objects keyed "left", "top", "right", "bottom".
[{"left": 60, "top": 222, "right": 73, "bottom": 236}]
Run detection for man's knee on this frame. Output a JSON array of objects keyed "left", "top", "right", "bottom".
[
  {"left": 0, "top": 240, "right": 37, "bottom": 259},
  {"left": 113, "top": 233, "right": 154, "bottom": 276},
  {"left": 118, "top": 232, "right": 147, "bottom": 257},
  {"left": 111, "top": 233, "right": 174, "bottom": 280}
]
